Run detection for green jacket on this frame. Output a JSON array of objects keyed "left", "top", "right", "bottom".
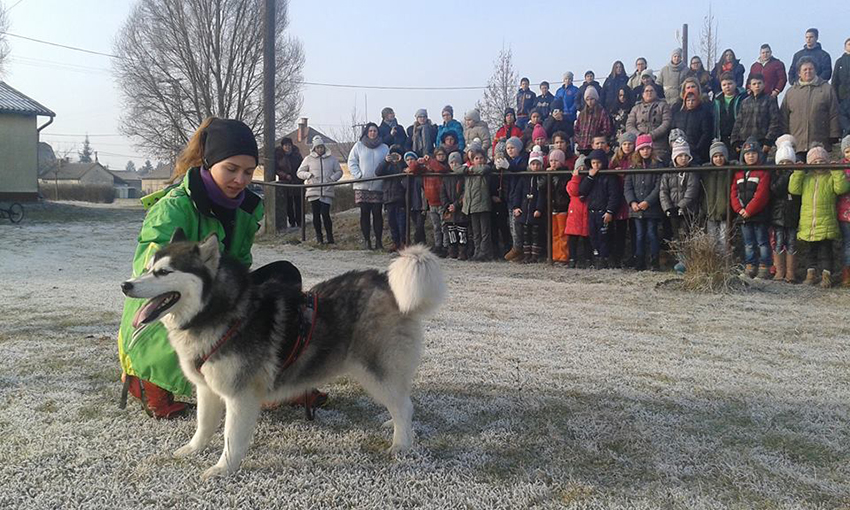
[
  {"left": 789, "top": 169, "right": 850, "bottom": 242},
  {"left": 461, "top": 164, "right": 492, "bottom": 215},
  {"left": 117, "top": 168, "right": 263, "bottom": 396},
  {"left": 700, "top": 163, "right": 732, "bottom": 222}
]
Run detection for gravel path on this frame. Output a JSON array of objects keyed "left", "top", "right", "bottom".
[{"left": 2, "top": 203, "right": 850, "bottom": 509}]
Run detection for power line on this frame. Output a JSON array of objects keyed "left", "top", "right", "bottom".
[
  {"left": 7, "top": 0, "right": 29, "bottom": 11},
  {"left": 42, "top": 133, "right": 124, "bottom": 137},
  {"left": 0, "top": 31, "right": 120, "bottom": 58}
]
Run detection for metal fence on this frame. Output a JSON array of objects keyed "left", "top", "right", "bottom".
[{"left": 254, "top": 162, "right": 850, "bottom": 264}]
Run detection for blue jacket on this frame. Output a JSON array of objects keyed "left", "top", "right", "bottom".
[
  {"left": 509, "top": 173, "right": 547, "bottom": 225},
  {"left": 436, "top": 119, "right": 465, "bottom": 151},
  {"left": 516, "top": 88, "right": 537, "bottom": 118},
  {"left": 534, "top": 92, "right": 557, "bottom": 119},
  {"left": 555, "top": 84, "right": 580, "bottom": 122}
]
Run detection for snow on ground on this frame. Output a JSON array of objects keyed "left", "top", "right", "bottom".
[{"left": 2, "top": 202, "right": 850, "bottom": 509}]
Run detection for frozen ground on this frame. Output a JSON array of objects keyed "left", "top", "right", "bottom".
[{"left": 2, "top": 202, "right": 850, "bottom": 509}]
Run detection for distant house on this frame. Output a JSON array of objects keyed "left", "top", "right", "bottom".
[
  {"left": 107, "top": 170, "right": 143, "bottom": 198},
  {"left": 0, "top": 81, "right": 56, "bottom": 201},
  {"left": 254, "top": 117, "right": 354, "bottom": 182},
  {"left": 39, "top": 161, "right": 115, "bottom": 188},
  {"left": 140, "top": 163, "right": 174, "bottom": 195}
]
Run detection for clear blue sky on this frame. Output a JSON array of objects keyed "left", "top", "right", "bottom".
[{"left": 2, "top": 0, "right": 848, "bottom": 169}]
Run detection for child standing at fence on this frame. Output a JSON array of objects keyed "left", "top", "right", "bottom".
[
  {"left": 770, "top": 135, "right": 802, "bottom": 283},
  {"left": 624, "top": 134, "right": 663, "bottom": 271},
  {"left": 441, "top": 152, "right": 469, "bottom": 259},
  {"left": 296, "top": 135, "right": 344, "bottom": 244},
  {"left": 374, "top": 146, "right": 409, "bottom": 252},
  {"left": 549, "top": 149, "right": 572, "bottom": 263},
  {"left": 661, "top": 138, "right": 701, "bottom": 273},
  {"left": 611, "top": 132, "right": 636, "bottom": 267},
  {"left": 701, "top": 140, "right": 732, "bottom": 254},
  {"left": 510, "top": 149, "right": 548, "bottom": 263},
  {"left": 418, "top": 147, "right": 451, "bottom": 256},
  {"left": 579, "top": 149, "right": 620, "bottom": 268},
  {"left": 731, "top": 138, "right": 772, "bottom": 279},
  {"left": 789, "top": 145, "right": 850, "bottom": 287},
  {"left": 463, "top": 149, "right": 494, "bottom": 261},
  {"left": 565, "top": 155, "right": 592, "bottom": 268},
  {"left": 836, "top": 135, "right": 850, "bottom": 286}
]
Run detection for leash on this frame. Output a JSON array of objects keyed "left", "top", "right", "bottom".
[{"left": 195, "top": 319, "right": 242, "bottom": 373}]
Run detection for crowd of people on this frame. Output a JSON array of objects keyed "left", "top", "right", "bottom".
[{"left": 294, "top": 29, "right": 850, "bottom": 288}]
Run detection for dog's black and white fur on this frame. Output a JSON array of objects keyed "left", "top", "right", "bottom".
[{"left": 121, "top": 229, "right": 445, "bottom": 478}]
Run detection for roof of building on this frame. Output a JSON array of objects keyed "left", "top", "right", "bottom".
[
  {"left": 107, "top": 170, "right": 143, "bottom": 183},
  {"left": 41, "top": 162, "right": 110, "bottom": 181},
  {"left": 0, "top": 81, "right": 56, "bottom": 117},
  {"left": 141, "top": 163, "right": 174, "bottom": 180}
]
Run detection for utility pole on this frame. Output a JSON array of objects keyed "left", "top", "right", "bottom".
[
  {"left": 262, "top": 0, "right": 277, "bottom": 234},
  {"left": 682, "top": 24, "right": 689, "bottom": 64}
]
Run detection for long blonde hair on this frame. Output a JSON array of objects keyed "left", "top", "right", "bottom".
[{"left": 173, "top": 117, "right": 217, "bottom": 181}]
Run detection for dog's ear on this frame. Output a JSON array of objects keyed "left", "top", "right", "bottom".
[
  {"left": 198, "top": 233, "right": 220, "bottom": 270},
  {"left": 170, "top": 227, "right": 187, "bottom": 244}
]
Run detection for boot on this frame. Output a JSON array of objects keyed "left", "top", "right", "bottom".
[
  {"left": 326, "top": 225, "right": 335, "bottom": 244},
  {"left": 315, "top": 229, "right": 324, "bottom": 244},
  {"left": 803, "top": 268, "right": 817, "bottom": 285},
  {"left": 843, "top": 267, "right": 850, "bottom": 288},
  {"left": 374, "top": 238, "right": 384, "bottom": 251},
  {"left": 520, "top": 244, "right": 532, "bottom": 263},
  {"left": 649, "top": 257, "right": 660, "bottom": 272},
  {"left": 458, "top": 244, "right": 468, "bottom": 260},
  {"left": 773, "top": 252, "right": 785, "bottom": 281},
  {"left": 361, "top": 238, "right": 372, "bottom": 251},
  {"left": 821, "top": 270, "right": 832, "bottom": 289},
  {"left": 447, "top": 243, "right": 458, "bottom": 259},
  {"left": 755, "top": 264, "right": 770, "bottom": 279},
  {"left": 122, "top": 374, "right": 188, "bottom": 419},
  {"left": 784, "top": 253, "right": 797, "bottom": 283},
  {"left": 745, "top": 264, "right": 756, "bottom": 278},
  {"left": 531, "top": 244, "right": 543, "bottom": 264},
  {"left": 504, "top": 246, "right": 523, "bottom": 261}
]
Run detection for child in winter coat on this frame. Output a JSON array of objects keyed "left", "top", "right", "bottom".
[
  {"left": 624, "top": 134, "right": 664, "bottom": 271},
  {"left": 374, "top": 147, "right": 411, "bottom": 251},
  {"left": 499, "top": 137, "right": 528, "bottom": 261},
  {"left": 771, "top": 135, "right": 802, "bottom": 283},
  {"left": 490, "top": 140, "right": 515, "bottom": 259},
  {"left": 789, "top": 145, "right": 850, "bottom": 288},
  {"left": 549, "top": 149, "right": 572, "bottom": 263},
  {"left": 731, "top": 137, "right": 772, "bottom": 279},
  {"left": 579, "top": 149, "right": 621, "bottom": 268},
  {"left": 441, "top": 152, "right": 469, "bottom": 260},
  {"left": 510, "top": 149, "right": 548, "bottom": 263},
  {"left": 611, "top": 132, "right": 636, "bottom": 267},
  {"left": 416, "top": 146, "right": 451, "bottom": 256},
  {"left": 701, "top": 139, "right": 732, "bottom": 254},
  {"left": 565, "top": 155, "right": 592, "bottom": 268},
  {"left": 296, "top": 135, "right": 344, "bottom": 244},
  {"left": 463, "top": 149, "right": 494, "bottom": 261},
  {"left": 661, "top": 138, "right": 701, "bottom": 273},
  {"left": 836, "top": 135, "right": 850, "bottom": 286}
]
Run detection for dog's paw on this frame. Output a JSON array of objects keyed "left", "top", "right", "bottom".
[
  {"left": 201, "top": 464, "right": 228, "bottom": 480},
  {"left": 173, "top": 443, "right": 199, "bottom": 458},
  {"left": 387, "top": 442, "right": 411, "bottom": 455},
  {"left": 381, "top": 418, "right": 393, "bottom": 429}
]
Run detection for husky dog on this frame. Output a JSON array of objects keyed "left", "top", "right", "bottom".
[{"left": 121, "top": 229, "right": 446, "bottom": 479}]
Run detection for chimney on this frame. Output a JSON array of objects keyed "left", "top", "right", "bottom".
[{"left": 297, "top": 117, "right": 308, "bottom": 143}]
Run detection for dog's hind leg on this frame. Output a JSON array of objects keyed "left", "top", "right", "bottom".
[
  {"left": 174, "top": 384, "right": 223, "bottom": 458},
  {"left": 202, "top": 392, "right": 262, "bottom": 480},
  {"left": 354, "top": 370, "right": 414, "bottom": 454}
]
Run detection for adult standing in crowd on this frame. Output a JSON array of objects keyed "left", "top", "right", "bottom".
[
  {"left": 555, "top": 72, "right": 580, "bottom": 124},
  {"left": 749, "top": 44, "right": 787, "bottom": 97},
  {"left": 657, "top": 48, "right": 687, "bottom": 104},
  {"left": 789, "top": 28, "right": 833, "bottom": 85},
  {"left": 516, "top": 77, "right": 537, "bottom": 129},
  {"left": 633, "top": 69, "right": 664, "bottom": 104},
  {"left": 274, "top": 137, "right": 303, "bottom": 229},
  {"left": 297, "top": 136, "right": 343, "bottom": 244},
  {"left": 602, "top": 61, "right": 629, "bottom": 114},
  {"left": 577, "top": 71, "right": 603, "bottom": 112},
  {"left": 407, "top": 109, "right": 438, "bottom": 157},
  {"left": 833, "top": 38, "right": 850, "bottom": 136},
  {"left": 711, "top": 49, "right": 746, "bottom": 94},
  {"left": 610, "top": 83, "right": 635, "bottom": 141},
  {"left": 672, "top": 91, "right": 713, "bottom": 164},
  {"left": 463, "top": 109, "right": 491, "bottom": 153},
  {"left": 437, "top": 105, "right": 465, "bottom": 152},
  {"left": 378, "top": 107, "right": 407, "bottom": 148},
  {"left": 534, "top": 81, "right": 556, "bottom": 119},
  {"left": 348, "top": 123, "right": 389, "bottom": 250},
  {"left": 627, "top": 84, "right": 673, "bottom": 161},
  {"left": 628, "top": 57, "right": 648, "bottom": 91},
  {"left": 685, "top": 56, "right": 713, "bottom": 99},
  {"left": 781, "top": 58, "right": 841, "bottom": 158}
]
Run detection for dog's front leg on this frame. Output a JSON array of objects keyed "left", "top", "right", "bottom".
[
  {"left": 202, "top": 393, "right": 261, "bottom": 480},
  {"left": 174, "top": 384, "right": 223, "bottom": 458}
]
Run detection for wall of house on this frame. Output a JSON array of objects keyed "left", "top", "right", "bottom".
[
  {"left": 0, "top": 113, "right": 38, "bottom": 201},
  {"left": 141, "top": 178, "right": 170, "bottom": 195},
  {"left": 80, "top": 167, "right": 116, "bottom": 186}
]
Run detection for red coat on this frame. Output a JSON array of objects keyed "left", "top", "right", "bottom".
[
  {"left": 493, "top": 124, "right": 523, "bottom": 155},
  {"left": 411, "top": 158, "right": 449, "bottom": 206},
  {"left": 731, "top": 168, "right": 771, "bottom": 221},
  {"left": 749, "top": 58, "right": 787, "bottom": 95},
  {"left": 565, "top": 174, "right": 589, "bottom": 236}
]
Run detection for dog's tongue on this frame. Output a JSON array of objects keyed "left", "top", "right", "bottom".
[{"left": 132, "top": 295, "right": 169, "bottom": 328}]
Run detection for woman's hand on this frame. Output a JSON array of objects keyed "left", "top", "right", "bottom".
[
  {"left": 631, "top": 202, "right": 641, "bottom": 212},
  {"left": 638, "top": 201, "right": 649, "bottom": 211},
  {"left": 513, "top": 208, "right": 522, "bottom": 217}
]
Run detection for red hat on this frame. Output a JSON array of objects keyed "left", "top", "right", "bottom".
[
  {"left": 635, "top": 134, "right": 653, "bottom": 150},
  {"left": 532, "top": 124, "right": 548, "bottom": 141}
]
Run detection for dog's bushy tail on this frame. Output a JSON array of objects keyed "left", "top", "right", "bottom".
[{"left": 388, "top": 244, "right": 446, "bottom": 316}]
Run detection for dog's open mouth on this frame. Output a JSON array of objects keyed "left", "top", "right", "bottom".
[{"left": 133, "top": 292, "right": 181, "bottom": 328}]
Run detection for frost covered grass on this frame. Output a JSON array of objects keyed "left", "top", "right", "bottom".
[{"left": 2, "top": 203, "right": 850, "bottom": 509}]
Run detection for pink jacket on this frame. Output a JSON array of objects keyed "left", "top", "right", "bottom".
[{"left": 836, "top": 163, "right": 850, "bottom": 223}]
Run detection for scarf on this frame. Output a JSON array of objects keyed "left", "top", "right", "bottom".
[
  {"left": 412, "top": 121, "right": 434, "bottom": 156},
  {"left": 360, "top": 136, "right": 383, "bottom": 149},
  {"left": 200, "top": 166, "right": 244, "bottom": 209}
]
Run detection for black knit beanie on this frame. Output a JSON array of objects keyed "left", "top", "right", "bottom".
[{"left": 202, "top": 118, "right": 259, "bottom": 168}]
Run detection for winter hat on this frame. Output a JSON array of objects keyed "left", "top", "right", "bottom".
[
  {"left": 415, "top": 108, "right": 428, "bottom": 118},
  {"left": 587, "top": 149, "right": 609, "bottom": 169},
  {"left": 442, "top": 105, "right": 453, "bottom": 116},
  {"left": 574, "top": 154, "right": 588, "bottom": 169},
  {"left": 584, "top": 87, "right": 599, "bottom": 101},
  {"left": 841, "top": 135, "right": 850, "bottom": 153},
  {"left": 668, "top": 128, "right": 686, "bottom": 146},
  {"left": 504, "top": 107, "right": 516, "bottom": 118},
  {"left": 467, "top": 139, "right": 483, "bottom": 154},
  {"left": 775, "top": 134, "right": 797, "bottom": 151},
  {"left": 529, "top": 150, "right": 545, "bottom": 165},
  {"left": 740, "top": 137, "right": 761, "bottom": 162},
  {"left": 464, "top": 109, "right": 481, "bottom": 122},
  {"left": 635, "top": 134, "right": 653, "bottom": 150},
  {"left": 532, "top": 124, "right": 548, "bottom": 141},
  {"left": 529, "top": 107, "right": 541, "bottom": 118},
  {"left": 775, "top": 143, "right": 797, "bottom": 164},
  {"left": 505, "top": 136, "right": 523, "bottom": 152},
  {"left": 202, "top": 118, "right": 259, "bottom": 167},
  {"left": 549, "top": 149, "right": 566, "bottom": 165},
  {"left": 403, "top": 151, "right": 418, "bottom": 161},
  {"left": 563, "top": 71, "right": 574, "bottom": 80},
  {"left": 311, "top": 135, "right": 325, "bottom": 148},
  {"left": 807, "top": 145, "right": 829, "bottom": 164},
  {"left": 640, "top": 68, "right": 655, "bottom": 79},
  {"left": 448, "top": 152, "right": 464, "bottom": 167},
  {"left": 389, "top": 144, "right": 404, "bottom": 155},
  {"left": 671, "top": 48, "right": 683, "bottom": 59},
  {"left": 671, "top": 138, "right": 692, "bottom": 163},
  {"left": 380, "top": 107, "right": 394, "bottom": 120},
  {"left": 709, "top": 139, "right": 729, "bottom": 161},
  {"left": 618, "top": 131, "right": 637, "bottom": 145}
]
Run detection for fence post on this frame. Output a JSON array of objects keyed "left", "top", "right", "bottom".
[
  {"left": 301, "top": 185, "right": 306, "bottom": 242},
  {"left": 546, "top": 173, "right": 553, "bottom": 265},
  {"left": 725, "top": 167, "right": 732, "bottom": 255},
  {"left": 405, "top": 174, "right": 411, "bottom": 246}
]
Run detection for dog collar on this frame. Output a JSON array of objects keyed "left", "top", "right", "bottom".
[
  {"left": 281, "top": 292, "right": 319, "bottom": 370},
  {"left": 195, "top": 319, "right": 242, "bottom": 373}
]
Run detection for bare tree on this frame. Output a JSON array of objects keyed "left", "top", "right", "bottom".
[
  {"left": 113, "top": 0, "right": 305, "bottom": 161},
  {"left": 0, "top": 2, "right": 10, "bottom": 77},
  {"left": 476, "top": 47, "right": 518, "bottom": 135},
  {"left": 699, "top": 3, "right": 719, "bottom": 69}
]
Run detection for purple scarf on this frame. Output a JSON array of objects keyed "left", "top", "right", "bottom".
[{"left": 200, "top": 167, "right": 244, "bottom": 209}]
